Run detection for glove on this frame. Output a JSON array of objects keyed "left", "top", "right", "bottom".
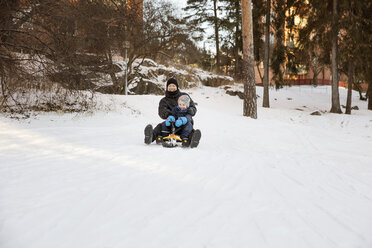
[
  {"left": 175, "top": 119, "right": 182, "bottom": 127},
  {"left": 179, "top": 117, "right": 187, "bottom": 125},
  {"left": 175, "top": 117, "right": 187, "bottom": 127},
  {"left": 165, "top": 115, "right": 175, "bottom": 126},
  {"left": 167, "top": 115, "right": 175, "bottom": 122}
]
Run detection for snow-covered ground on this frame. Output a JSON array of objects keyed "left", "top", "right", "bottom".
[{"left": 1, "top": 85, "right": 372, "bottom": 248}]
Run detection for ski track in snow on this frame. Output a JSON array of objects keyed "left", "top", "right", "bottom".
[{"left": 1, "top": 86, "right": 372, "bottom": 248}]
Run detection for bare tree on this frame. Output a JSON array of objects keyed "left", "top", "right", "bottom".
[{"left": 241, "top": 0, "right": 257, "bottom": 118}]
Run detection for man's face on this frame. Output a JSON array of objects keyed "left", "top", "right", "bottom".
[{"left": 167, "top": 84, "right": 177, "bottom": 92}]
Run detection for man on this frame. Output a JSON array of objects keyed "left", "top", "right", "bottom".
[{"left": 144, "top": 78, "right": 201, "bottom": 148}]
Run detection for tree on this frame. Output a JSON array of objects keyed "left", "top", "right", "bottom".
[
  {"left": 296, "top": 0, "right": 345, "bottom": 112},
  {"left": 0, "top": 0, "right": 197, "bottom": 106},
  {"left": 219, "top": 0, "right": 243, "bottom": 79},
  {"left": 345, "top": 60, "right": 354, "bottom": 114},
  {"left": 184, "top": 0, "right": 223, "bottom": 73},
  {"left": 0, "top": 0, "right": 104, "bottom": 112},
  {"left": 262, "top": 0, "right": 271, "bottom": 107},
  {"left": 270, "top": 0, "right": 286, "bottom": 89},
  {"left": 241, "top": 0, "right": 257, "bottom": 118},
  {"left": 340, "top": 0, "right": 372, "bottom": 111},
  {"left": 359, "top": 1, "right": 372, "bottom": 110},
  {"left": 330, "top": 0, "right": 342, "bottom": 113}
]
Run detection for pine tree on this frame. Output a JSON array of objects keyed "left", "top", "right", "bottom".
[
  {"left": 218, "top": 0, "right": 265, "bottom": 80},
  {"left": 262, "top": 0, "right": 271, "bottom": 108},
  {"left": 242, "top": 0, "right": 257, "bottom": 118},
  {"left": 219, "top": 0, "right": 242, "bottom": 79},
  {"left": 296, "top": 0, "right": 372, "bottom": 111},
  {"left": 270, "top": 0, "right": 286, "bottom": 89},
  {"left": 295, "top": 0, "right": 342, "bottom": 112},
  {"left": 184, "top": 0, "right": 223, "bottom": 73}
]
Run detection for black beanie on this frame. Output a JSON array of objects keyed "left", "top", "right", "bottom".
[{"left": 166, "top": 78, "right": 179, "bottom": 89}]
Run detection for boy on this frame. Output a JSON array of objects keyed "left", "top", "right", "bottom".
[{"left": 161, "top": 94, "right": 193, "bottom": 145}]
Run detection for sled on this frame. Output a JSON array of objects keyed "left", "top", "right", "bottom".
[
  {"left": 160, "top": 123, "right": 201, "bottom": 148},
  {"left": 161, "top": 123, "right": 185, "bottom": 148}
]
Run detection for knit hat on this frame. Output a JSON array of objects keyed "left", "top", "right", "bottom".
[
  {"left": 166, "top": 78, "right": 179, "bottom": 89},
  {"left": 178, "top": 95, "right": 190, "bottom": 108}
]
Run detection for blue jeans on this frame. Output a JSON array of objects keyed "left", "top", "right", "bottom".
[{"left": 161, "top": 121, "right": 193, "bottom": 139}]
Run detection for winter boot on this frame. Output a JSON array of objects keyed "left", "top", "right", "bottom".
[
  {"left": 189, "top": 129, "right": 201, "bottom": 148},
  {"left": 144, "top": 124, "right": 153, "bottom": 144}
]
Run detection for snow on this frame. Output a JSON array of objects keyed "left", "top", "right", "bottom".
[{"left": 1, "top": 85, "right": 372, "bottom": 248}]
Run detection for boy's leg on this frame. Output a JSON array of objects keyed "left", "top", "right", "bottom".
[{"left": 182, "top": 122, "right": 193, "bottom": 138}]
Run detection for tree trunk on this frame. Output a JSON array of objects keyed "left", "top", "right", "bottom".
[
  {"left": 256, "top": 62, "right": 264, "bottom": 83},
  {"left": 353, "top": 82, "right": 367, "bottom": 101},
  {"left": 345, "top": 60, "right": 354, "bottom": 114},
  {"left": 368, "top": 82, "right": 372, "bottom": 110},
  {"left": 106, "top": 51, "right": 120, "bottom": 92},
  {"left": 213, "top": 0, "right": 221, "bottom": 74},
  {"left": 312, "top": 67, "right": 319, "bottom": 86},
  {"left": 241, "top": 0, "right": 257, "bottom": 118},
  {"left": 263, "top": 0, "right": 271, "bottom": 108},
  {"left": 234, "top": 0, "right": 240, "bottom": 79},
  {"left": 0, "top": 71, "right": 5, "bottom": 96},
  {"left": 313, "top": 73, "right": 318, "bottom": 86},
  {"left": 330, "top": 0, "right": 342, "bottom": 113},
  {"left": 0, "top": 72, "right": 6, "bottom": 109}
]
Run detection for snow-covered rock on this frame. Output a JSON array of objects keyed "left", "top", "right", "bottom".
[{"left": 99, "top": 58, "right": 235, "bottom": 95}]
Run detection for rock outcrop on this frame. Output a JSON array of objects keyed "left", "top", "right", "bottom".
[{"left": 97, "top": 59, "right": 235, "bottom": 95}]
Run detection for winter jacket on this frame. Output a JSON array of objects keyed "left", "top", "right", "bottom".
[
  {"left": 171, "top": 106, "right": 193, "bottom": 124},
  {"left": 158, "top": 90, "right": 197, "bottom": 120}
]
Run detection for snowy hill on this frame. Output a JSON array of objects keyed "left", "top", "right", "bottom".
[{"left": 1, "top": 85, "right": 372, "bottom": 248}]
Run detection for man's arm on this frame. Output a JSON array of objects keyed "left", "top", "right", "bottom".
[
  {"left": 187, "top": 95, "right": 197, "bottom": 116},
  {"left": 158, "top": 98, "right": 172, "bottom": 119}
]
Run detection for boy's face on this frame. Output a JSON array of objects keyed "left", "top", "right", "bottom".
[
  {"left": 167, "top": 84, "right": 177, "bottom": 92},
  {"left": 178, "top": 101, "right": 187, "bottom": 110}
]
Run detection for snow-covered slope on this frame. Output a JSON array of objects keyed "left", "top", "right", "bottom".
[{"left": 1, "top": 86, "right": 372, "bottom": 248}]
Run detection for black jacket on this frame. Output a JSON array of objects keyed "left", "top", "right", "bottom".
[{"left": 158, "top": 90, "right": 197, "bottom": 120}]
